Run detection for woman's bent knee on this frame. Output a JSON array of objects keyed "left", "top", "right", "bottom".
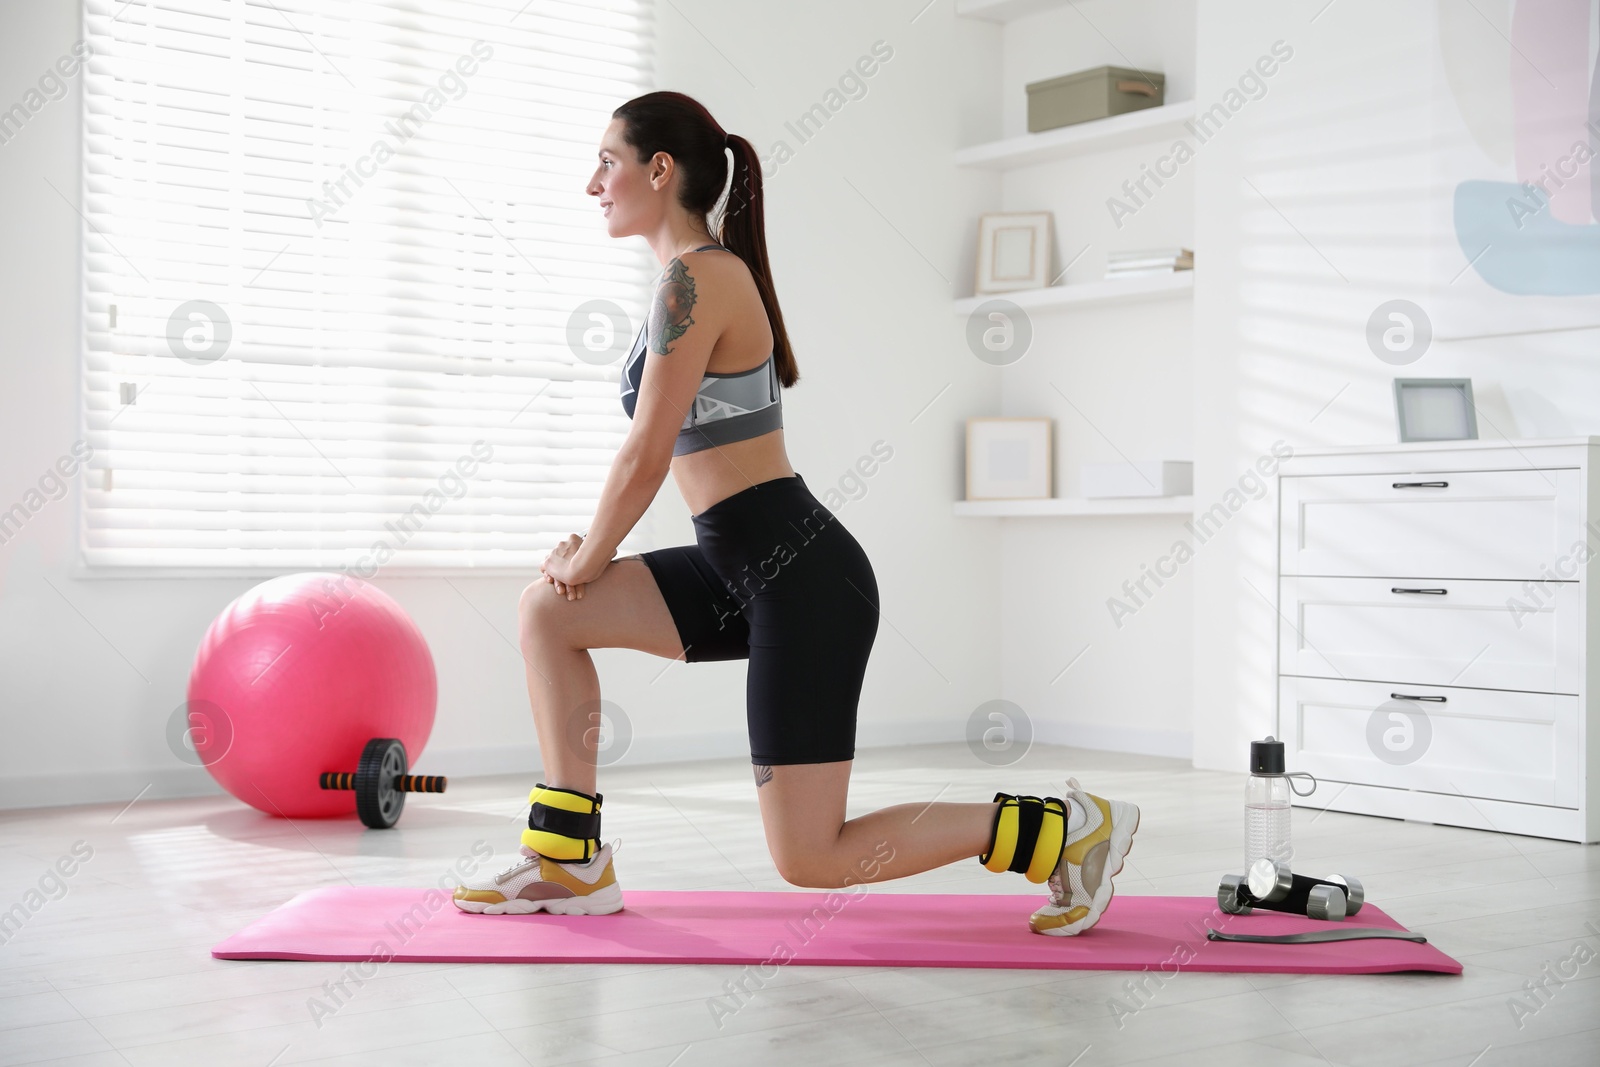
[
  {"left": 519, "top": 580, "right": 569, "bottom": 645},
  {"left": 769, "top": 841, "right": 861, "bottom": 889},
  {"left": 775, "top": 858, "right": 842, "bottom": 889}
]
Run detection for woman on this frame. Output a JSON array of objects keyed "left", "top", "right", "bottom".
[{"left": 453, "top": 92, "right": 1140, "bottom": 937}]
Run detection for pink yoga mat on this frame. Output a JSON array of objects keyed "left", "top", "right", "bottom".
[{"left": 213, "top": 890, "right": 1461, "bottom": 975}]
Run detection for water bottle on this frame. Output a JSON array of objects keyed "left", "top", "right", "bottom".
[{"left": 1246, "top": 736, "right": 1315, "bottom": 870}]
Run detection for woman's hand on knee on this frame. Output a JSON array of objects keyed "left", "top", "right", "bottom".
[
  {"left": 543, "top": 573, "right": 586, "bottom": 600},
  {"left": 540, "top": 534, "right": 590, "bottom": 600}
]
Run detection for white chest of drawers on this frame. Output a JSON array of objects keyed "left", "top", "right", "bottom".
[{"left": 1275, "top": 438, "right": 1599, "bottom": 843}]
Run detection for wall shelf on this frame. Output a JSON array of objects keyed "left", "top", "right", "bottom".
[
  {"left": 954, "top": 270, "right": 1193, "bottom": 314},
  {"left": 955, "top": 101, "right": 1196, "bottom": 170},
  {"left": 954, "top": 496, "right": 1194, "bottom": 517},
  {"left": 954, "top": 0, "right": 1072, "bottom": 22}
]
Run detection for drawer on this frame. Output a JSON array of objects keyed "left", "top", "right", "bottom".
[
  {"left": 1279, "top": 576, "right": 1581, "bottom": 694},
  {"left": 1280, "top": 469, "right": 1582, "bottom": 579},
  {"left": 1277, "top": 676, "right": 1579, "bottom": 807}
]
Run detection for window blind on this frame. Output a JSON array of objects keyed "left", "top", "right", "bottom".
[{"left": 80, "top": 0, "right": 657, "bottom": 571}]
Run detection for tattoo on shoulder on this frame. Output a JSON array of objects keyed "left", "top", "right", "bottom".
[
  {"left": 753, "top": 764, "right": 773, "bottom": 789},
  {"left": 648, "top": 258, "right": 698, "bottom": 355}
]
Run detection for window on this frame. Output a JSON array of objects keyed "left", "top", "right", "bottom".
[{"left": 80, "top": 0, "right": 656, "bottom": 572}]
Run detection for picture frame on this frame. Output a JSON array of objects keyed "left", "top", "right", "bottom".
[
  {"left": 975, "top": 211, "right": 1053, "bottom": 293},
  {"left": 965, "top": 417, "right": 1052, "bottom": 500},
  {"left": 1393, "top": 378, "right": 1478, "bottom": 443}
]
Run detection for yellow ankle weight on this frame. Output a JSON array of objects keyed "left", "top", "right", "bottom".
[
  {"left": 979, "top": 793, "right": 1066, "bottom": 884},
  {"left": 522, "top": 783, "right": 603, "bottom": 862}
]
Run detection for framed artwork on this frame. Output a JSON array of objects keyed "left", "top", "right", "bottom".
[
  {"left": 966, "top": 418, "right": 1052, "bottom": 500},
  {"left": 1394, "top": 378, "right": 1478, "bottom": 442},
  {"left": 975, "top": 212, "right": 1052, "bottom": 293}
]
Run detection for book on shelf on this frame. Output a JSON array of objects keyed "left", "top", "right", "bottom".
[{"left": 1105, "top": 247, "right": 1194, "bottom": 279}]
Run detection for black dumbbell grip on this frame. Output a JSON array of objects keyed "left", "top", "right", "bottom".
[
  {"left": 1246, "top": 859, "right": 1364, "bottom": 915},
  {"left": 1241, "top": 876, "right": 1344, "bottom": 921}
]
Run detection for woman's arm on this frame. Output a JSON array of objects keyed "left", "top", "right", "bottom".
[
  {"left": 569, "top": 442, "right": 671, "bottom": 572},
  {"left": 554, "top": 252, "right": 723, "bottom": 587}
]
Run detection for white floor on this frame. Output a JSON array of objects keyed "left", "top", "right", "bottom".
[{"left": 0, "top": 743, "right": 1596, "bottom": 1067}]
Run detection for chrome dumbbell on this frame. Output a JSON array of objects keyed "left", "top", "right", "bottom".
[
  {"left": 1218, "top": 872, "right": 1254, "bottom": 915},
  {"left": 1217, "top": 859, "right": 1365, "bottom": 921}
]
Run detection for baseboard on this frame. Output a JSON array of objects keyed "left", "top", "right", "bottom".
[
  {"left": 1031, "top": 721, "right": 1193, "bottom": 760},
  {"left": 0, "top": 718, "right": 1189, "bottom": 812}
]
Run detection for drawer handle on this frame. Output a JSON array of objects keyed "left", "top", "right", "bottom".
[
  {"left": 1391, "top": 481, "right": 1449, "bottom": 489},
  {"left": 1390, "top": 692, "right": 1446, "bottom": 703},
  {"left": 1390, "top": 587, "right": 1448, "bottom": 595}
]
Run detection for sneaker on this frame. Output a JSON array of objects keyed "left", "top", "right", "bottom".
[
  {"left": 453, "top": 840, "right": 624, "bottom": 915},
  {"left": 1029, "top": 778, "right": 1139, "bottom": 936}
]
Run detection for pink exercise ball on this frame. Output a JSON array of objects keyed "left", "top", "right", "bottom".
[{"left": 187, "top": 572, "right": 437, "bottom": 819}]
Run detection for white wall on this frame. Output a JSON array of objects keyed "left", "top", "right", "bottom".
[
  {"left": 0, "top": 1, "right": 1005, "bottom": 809},
  {"left": 1190, "top": 0, "right": 1600, "bottom": 771},
  {"left": 986, "top": 0, "right": 1199, "bottom": 758}
]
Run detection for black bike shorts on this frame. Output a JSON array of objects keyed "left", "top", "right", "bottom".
[{"left": 637, "top": 473, "right": 879, "bottom": 766}]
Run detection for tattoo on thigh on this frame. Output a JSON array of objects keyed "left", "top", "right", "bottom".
[
  {"left": 614, "top": 553, "right": 643, "bottom": 562},
  {"left": 753, "top": 764, "right": 773, "bottom": 789}
]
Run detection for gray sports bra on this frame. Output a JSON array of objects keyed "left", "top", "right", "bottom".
[{"left": 619, "top": 243, "right": 783, "bottom": 456}]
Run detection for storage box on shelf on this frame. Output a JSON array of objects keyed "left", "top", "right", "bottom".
[
  {"left": 1082, "top": 459, "right": 1193, "bottom": 499},
  {"left": 1025, "top": 65, "right": 1166, "bottom": 132},
  {"left": 1275, "top": 439, "right": 1599, "bottom": 843}
]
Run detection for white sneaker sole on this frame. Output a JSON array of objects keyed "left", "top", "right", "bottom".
[
  {"left": 453, "top": 881, "right": 623, "bottom": 916},
  {"left": 1033, "top": 798, "right": 1140, "bottom": 937}
]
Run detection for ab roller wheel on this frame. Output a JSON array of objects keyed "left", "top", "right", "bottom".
[{"left": 318, "top": 738, "right": 448, "bottom": 829}]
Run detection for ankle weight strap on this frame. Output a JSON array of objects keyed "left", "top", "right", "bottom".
[
  {"left": 980, "top": 792, "right": 1066, "bottom": 884},
  {"left": 522, "top": 783, "right": 603, "bottom": 863}
]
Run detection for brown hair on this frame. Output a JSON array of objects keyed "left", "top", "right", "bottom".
[{"left": 612, "top": 91, "right": 798, "bottom": 387}]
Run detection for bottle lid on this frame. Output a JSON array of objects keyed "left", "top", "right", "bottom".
[{"left": 1250, "top": 735, "right": 1286, "bottom": 775}]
